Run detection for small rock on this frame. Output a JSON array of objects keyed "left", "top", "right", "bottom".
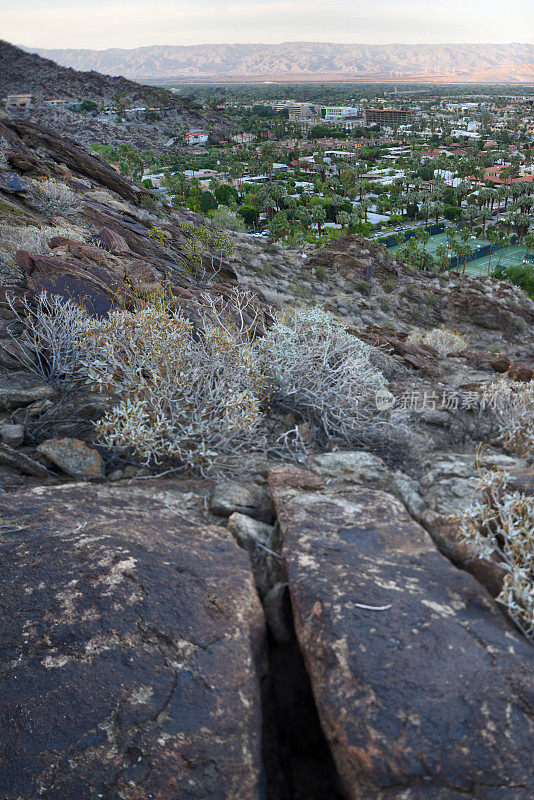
[
  {"left": 0, "top": 372, "right": 54, "bottom": 410},
  {"left": 122, "top": 465, "right": 152, "bottom": 478},
  {"left": 417, "top": 408, "right": 450, "bottom": 427},
  {"left": 107, "top": 468, "right": 124, "bottom": 482},
  {"left": 0, "top": 443, "right": 50, "bottom": 477},
  {"left": 0, "top": 423, "right": 24, "bottom": 448},
  {"left": 489, "top": 354, "right": 511, "bottom": 373},
  {"left": 227, "top": 513, "right": 280, "bottom": 597},
  {"left": 391, "top": 470, "right": 426, "bottom": 518},
  {"left": 508, "top": 362, "right": 533, "bottom": 382},
  {"left": 37, "top": 437, "right": 105, "bottom": 480},
  {"left": 227, "top": 512, "right": 274, "bottom": 552},
  {"left": 210, "top": 481, "right": 274, "bottom": 522}
]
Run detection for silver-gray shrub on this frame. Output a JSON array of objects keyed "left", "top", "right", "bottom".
[
  {"left": 256, "top": 305, "right": 404, "bottom": 449},
  {"left": 6, "top": 291, "right": 89, "bottom": 384}
]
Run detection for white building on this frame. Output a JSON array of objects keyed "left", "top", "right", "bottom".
[{"left": 185, "top": 131, "right": 209, "bottom": 146}]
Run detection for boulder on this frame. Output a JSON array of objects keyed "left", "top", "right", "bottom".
[
  {"left": 0, "top": 371, "right": 53, "bottom": 409},
  {"left": 210, "top": 480, "right": 274, "bottom": 522},
  {"left": 0, "top": 423, "right": 24, "bottom": 448},
  {"left": 269, "top": 466, "right": 534, "bottom": 800},
  {"left": 36, "top": 437, "right": 105, "bottom": 480},
  {"left": 0, "top": 481, "right": 266, "bottom": 800},
  {"left": 98, "top": 225, "right": 130, "bottom": 253}
]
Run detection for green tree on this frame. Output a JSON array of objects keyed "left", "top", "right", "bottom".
[
  {"left": 215, "top": 184, "right": 239, "bottom": 206},
  {"left": 199, "top": 191, "right": 217, "bottom": 213}
]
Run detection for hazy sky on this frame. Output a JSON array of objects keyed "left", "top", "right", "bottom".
[{"left": 1, "top": 0, "right": 532, "bottom": 49}]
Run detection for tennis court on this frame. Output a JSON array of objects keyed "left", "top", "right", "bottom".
[
  {"left": 465, "top": 244, "right": 530, "bottom": 276},
  {"left": 389, "top": 231, "right": 528, "bottom": 276}
]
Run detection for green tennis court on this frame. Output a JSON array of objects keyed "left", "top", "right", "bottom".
[
  {"left": 390, "top": 231, "right": 529, "bottom": 277},
  {"left": 464, "top": 244, "right": 530, "bottom": 276}
]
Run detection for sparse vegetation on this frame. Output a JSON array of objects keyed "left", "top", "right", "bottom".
[
  {"left": 0, "top": 221, "right": 85, "bottom": 269},
  {"left": 28, "top": 178, "right": 82, "bottom": 217},
  {"left": 488, "top": 379, "right": 534, "bottom": 455},
  {"left": 459, "top": 469, "right": 534, "bottom": 641},
  {"left": 408, "top": 326, "right": 467, "bottom": 355},
  {"left": 13, "top": 289, "right": 407, "bottom": 474}
]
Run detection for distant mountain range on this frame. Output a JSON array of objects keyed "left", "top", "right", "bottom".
[{"left": 24, "top": 42, "right": 534, "bottom": 83}]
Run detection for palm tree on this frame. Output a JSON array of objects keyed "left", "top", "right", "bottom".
[
  {"left": 420, "top": 200, "right": 433, "bottom": 226},
  {"left": 524, "top": 231, "right": 534, "bottom": 262},
  {"left": 311, "top": 205, "right": 326, "bottom": 238},
  {"left": 337, "top": 211, "right": 351, "bottom": 233},
  {"left": 487, "top": 229, "right": 500, "bottom": 275},
  {"left": 480, "top": 208, "right": 490, "bottom": 235},
  {"left": 415, "top": 227, "right": 430, "bottom": 270}
]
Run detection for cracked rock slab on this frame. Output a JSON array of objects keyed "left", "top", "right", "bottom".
[
  {"left": 269, "top": 466, "right": 534, "bottom": 800},
  {"left": 0, "top": 481, "right": 266, "bottom": 800}
]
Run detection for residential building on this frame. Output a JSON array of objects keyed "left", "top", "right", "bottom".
[
  {"left": 2, "top": 94, "right": 32, "bottom": 110},
  {"left": 232, "top": 133, "right": 255, "bottom": 144},
  {"left": 185, "top": 131, "right": 209, "bottom": 146}
]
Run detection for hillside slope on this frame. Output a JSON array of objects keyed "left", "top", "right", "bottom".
[
  {"left": 27, "top": 41, "right": 534, "bottom": 82},
  {"left": 0, "top": 119, "right": 533, "bottom": 800},
  {"left": 0, "top": 39, "right": 186, "bottom": 105},
  {"left": 0, "top": 41, "right": 230, "bottom": 151}
]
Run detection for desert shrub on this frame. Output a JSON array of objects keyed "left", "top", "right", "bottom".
[
  {"left": 459, "top": 469, "right": 534, "bottom": 641},
  {"left": 0, "top": 222, "right": 86, "bottom": 268},
  {"left": 408, "top": 327, "right": 467, "bottom": 356},
  {"left": 181, "top": 222, "right": 235, "bottom": 283},
  {"left": 13, "top": 289, "right": 407, "bottom": 473},
  {"left": 28, "top": 178, "right": 82, "bottom": 217},
  {"left": 83, "top": 294, "right": 266, "bottom": 475},
  {"left": 487, "top": 379, "right": 534, "bottom": 455},
  {"left": 0, "top": 224, "right": 51, "bottom": 266},
  {"left": 256, "top": 306, "right": 395, "bottom": 447},
  {"left": 6, "top": 291, "right": 89, "bottom": 383}
]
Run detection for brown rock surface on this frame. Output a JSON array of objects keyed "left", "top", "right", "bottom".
[
  {"left": 36, "top": 436, "right": 105, "bottom": 479},
  {"left": 0, "top": 481, "right": 266, "bottom": 800},
  {"left": 269, "top": 466, "right": 534, "bottom": 800}
]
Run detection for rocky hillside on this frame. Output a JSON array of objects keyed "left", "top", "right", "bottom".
[
  {"left": 0, "top": 119, "right": 533, "bottom": 799},
  {"left": 0, "top": 39, "right": 188, "bottom": 106},
  {"left": 28, "top": 41, "right": 534, "bottom": 82},
  {"left": 0, "top": 41, "right": 230, "bottom": 150}
]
